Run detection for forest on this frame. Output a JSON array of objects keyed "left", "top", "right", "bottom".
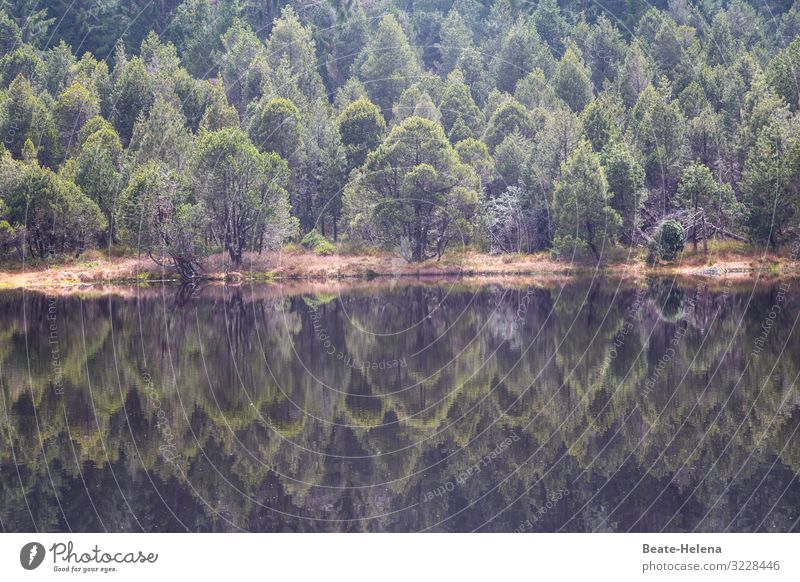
[{"left": 1, "top": 0, "right": 800, "bottom": 275}]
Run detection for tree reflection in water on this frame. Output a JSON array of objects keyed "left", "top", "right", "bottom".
[{"left": 0, "top": 278, "right": 798, "bottom": 532}]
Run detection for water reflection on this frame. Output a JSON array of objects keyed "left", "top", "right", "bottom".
[{"left": 1, "top": 278, "right": 798, "bottom": 532}]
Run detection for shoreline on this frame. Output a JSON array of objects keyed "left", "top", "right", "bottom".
[{"left": 0, "top": 248, "right": 798, "bottom": 290}]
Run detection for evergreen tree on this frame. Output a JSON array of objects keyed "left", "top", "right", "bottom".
[
  {"left": 337, "top": 96, "right": 385, "bottom": 173},
  {"left": 677, "top": 161, "right": 717, "bottom": 252},
  {"left": 117, "top": 161, "right": 206, "bottom": 278},
  {"left": 552, "top": 139, "right": 620, "bottom": 259},
  {"left": 248, "top": 96, "right": 302, "bottom": 161},
  {"left": 553, "top": 44, "right": 594, "bottom": 113},
  {"left": 0, "top": 74, "right": 58, "bottom": 166},
  {"left": 603, "top": 141, "right": 645, "bottom": 244},
  {"left": 343, "top": 116, "right": 478, "bottom": 261},
  {"left": 54, "top": 83, "right": 100, "bottom": 158},
  {"left": 1, "top": 149, "right": 105, "bottom": 257},
  {"left": 439, "top": 69, "right": 483, "bottom": 142},
  {"left": 109, "top": 55, "right": 154, "bottom": 144},
  {"left": 192, "top": 128, "right": 296, "bottom": 265},
  {"left": 741, "top": 122, "right": 800, "bottom": 249},
  {"left": 128, "top": 96, "right": 193, "bottom": 171},
  {"left": 491, "top": 17, "right": 552, "bottom": 94},
  {"left": 483, "top": 97, "right": 532, "bottom": 151},
  {"left": 768, "top": 37, "right": 800, "bottom": 111},
  {"left": 1, "top": 0, "right": 53, "bottom": 47},
  {"left": 357, "top": 14, "right": 421, "bottom": 115},
  {"left": 70, "top": 125, "right": 124, "bottom": 242}
]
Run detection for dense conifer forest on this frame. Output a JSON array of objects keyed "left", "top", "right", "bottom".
[{"left": 1, "top": 0, "right": 800, "bottom": 274}]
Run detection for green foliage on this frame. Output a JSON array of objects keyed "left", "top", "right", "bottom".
[
  {"left": 0, "top": 44, "right": 44, "bottom": 86},
  {"left": 219, "top": 19, "right": 269, "bottom": 111},
  {"left": 392, "top": 85, "right": 441, "bottom": 126},
  {"left": 0, "top": 9, "right": 22, "bottom": 55},
  {"left": 741, "top": 121, "right": 800, "bottom": 249},
  {"left": 581, "top": 93, "right": 623, "bottom": 152},
  {"left": 653, "top": 219, "right": 685, "bottom": 261},
  {"left": 1, "top": 0, "right": 53, "bottom": 47},
  {"left": 331, "top": 4, "right": 369, "bottom": 84},
  {"left": 357, "top": 14, "right": 421, "bottom": 115},
  {"left": 585, "top": 15, "right": 626, "bottom": 90},
  {"left": 483, "top": 97, "right": 532, "bottom": 151},
  {"left": 301, "top": 229, "right": 336, "bottom": 256},
  {"left": 768, "top": 37, "right": 800, "bottom": 110},
  {"left": 454, "top": 138, "right": 494, "bottom": 188},
  {"left": 493, "top": 133, "right": 531, "bottom": 188},
  {"left": 249, "top": 97, "right": 302, "bottom": 160},
  {"left": 301, "top": 229, "right": 326, "bottom": 249},
  {"left": 619, "top": 41, "right": 652, "bottom": 108},
  {"left": 0, "top": 75, "right": 58, "bottom": 166},
  {"left": 439, "top": 70, "right": 483, "bottom": 142},
  {"left": 553, "top": 44, "right": 593, "bottom": 113},
  {"left": 266, "top": 7, "right": 326, "bottom": 105},
  {"left": 109, "top": 56, "right": 154, "bottom": 144},
  {"left": 645, "top": 239, "right": 660, "bottom": 265},
  {"left": 632, "top": 81, "right": 686, "bottom": 213},
  {"left": 344, "top": 116, "right": 478, "bottom": 261},
  {"left": 54, "top": 83, "right": 99, "bottom": 157},
  {"left": 437, "top": 9, "right": 473, "bottom": 75},
  {"left": 337, "top": 97, "right": 385, "bottom": 172},
  {"left": 116, "top": 162, "right": 206, "bottom": 278},
  {"left": 603, "top": 141, "right": 645, "bottom": 244},
  {"left": 552, "top": 140, "right": 620, "bottom": 260},
  {"left": 491, "top": 17, "right": 553, "bottom": 94},
  {"left": 0, "top": 154, "right": 105, "bottom": 257},
  {"left": 198, "top": 79, "right": 239, "bottom": 133},
  {"left": 170, "top": 0, "right": 239, "bottom": 77},
  {"left": 128, "top": 96, "right": 193, "bottom": 171},
  {"left": 0, "top": 0, "right": 795, "bottom": 268},
  {"left": 676, "top": 162, "right": 735, "bottom": 250},
  {"left": 192, "top": 128, "right": 297, "bottom": 265},
  {"left": 71, "top": 126, "right": 124, "bottom": 241}
]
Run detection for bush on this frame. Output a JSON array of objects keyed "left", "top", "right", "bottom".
[
  {"left": 301, "top": 229, "right": 336, "bottom": 255},
  {"left": 0, "top": 220, "right": 15, "bottom": 240},
  {"left": 315, "top": 239, "right": 336, "bottom": 256},
  {"left": 551, "top": 234, "right": 589, "bottom": 260},
  {"left": 646, "top": 239, "right": 660, "bottom": 265},
  {"left": 301, "top": 229, "right": 326, "bottom": 249},
  {"left": 654, "top": 219, "right": 685, "bottom": 261}
]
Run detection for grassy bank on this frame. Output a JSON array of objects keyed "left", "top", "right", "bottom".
[{"left": 0, "top": 241, "right": 798, "bottom": 289}]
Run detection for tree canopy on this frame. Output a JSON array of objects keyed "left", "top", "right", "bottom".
[{"left": 0, "top": 0, "right": 799, "bottom": 271}]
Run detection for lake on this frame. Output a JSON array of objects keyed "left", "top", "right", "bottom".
[{"left": 1, "top": 277, "right": 798, "bottom": 532}]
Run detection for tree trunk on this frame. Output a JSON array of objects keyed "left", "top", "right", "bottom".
[{"left": 702, "top": 211, "right": 708, "bottom": 254}]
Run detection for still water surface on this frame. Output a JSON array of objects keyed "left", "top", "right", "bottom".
[{"left": 1, "top": 277, "right": 798, "bottom": 532}]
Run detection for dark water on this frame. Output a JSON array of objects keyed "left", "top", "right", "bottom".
[{"left": 1, "top": 277, "right": 798, "bottom": 532}]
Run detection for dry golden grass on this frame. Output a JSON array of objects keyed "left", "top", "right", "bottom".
[{"left": 2, "top": 243, "right": 800, "bottom": 290}]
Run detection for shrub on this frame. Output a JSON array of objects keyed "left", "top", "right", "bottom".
[
  {"left": 654, "top": 219, "right": 685, "bottom": 261},
  {"left": 301, "top": 229, "right": 336, "bottom": 255},
  {"left": 315, "top": 239, "right": 336, "bottom": 256},
  {"left": 0, "top": 220, "right": 14, "bottom": 239},
  {"left": 646, "top": 239, "right": 660, "bottom": 265},
  {"left": 551, "top": 234, "right": 589, "bottom": 260},
  {"left": 301, "top": 229, "right": 325, "bottom": 248}
]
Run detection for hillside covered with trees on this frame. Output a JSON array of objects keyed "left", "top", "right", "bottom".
[{"left": 1, "top": 0, "right": 800, "bottom": 275}]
